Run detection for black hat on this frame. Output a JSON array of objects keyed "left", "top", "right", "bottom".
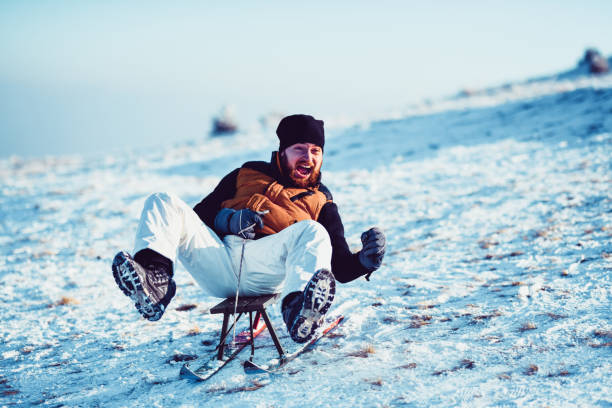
[{"left": 276, "top": 114, "right": 325, "bottom": 152}]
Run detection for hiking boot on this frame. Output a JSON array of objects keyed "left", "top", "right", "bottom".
[
  {"left": 112, "top": 251, "right": 176, "bottom": 321},
  {"left": 282, "top": 269, "right": 335, "bottom": 343}
]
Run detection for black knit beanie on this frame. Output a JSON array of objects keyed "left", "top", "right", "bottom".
[{"left": 276, "top": 114, "right": 325, "bottom": 152}]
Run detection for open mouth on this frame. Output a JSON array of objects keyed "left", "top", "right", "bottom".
[{"left": 294, "top": 164, "right": 312, "bottom": 178}]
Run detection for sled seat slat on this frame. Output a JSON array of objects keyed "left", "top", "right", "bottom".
[{"left": 210, "top": 293, "right": 280, "bottom": 315}]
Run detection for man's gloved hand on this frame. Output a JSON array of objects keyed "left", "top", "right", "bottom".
[
  {"left": 214, "top": 208, "right": 265, "bottom": 239},
  {"left": 358, "top": 227, "right": 386, "bottom": 278}
]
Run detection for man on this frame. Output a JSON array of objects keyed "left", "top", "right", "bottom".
[{"left": 112, "top": 114, "right": 386, "bottom": 343}]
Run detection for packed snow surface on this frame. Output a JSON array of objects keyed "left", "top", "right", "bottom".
[{"left": 1, "top": 73, "right": 611, "bottom": 407}]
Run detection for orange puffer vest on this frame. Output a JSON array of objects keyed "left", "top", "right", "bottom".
[{"left": 220, "top": 161, "right": 331, "bottom": 236}]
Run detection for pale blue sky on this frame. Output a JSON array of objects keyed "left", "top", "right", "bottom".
[{"left": 1, "top": 1, "right": 611, "bottom": 158}]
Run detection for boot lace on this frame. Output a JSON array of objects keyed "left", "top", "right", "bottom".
[{"left": 147, "top": 265, "right": 169, "bottom": 286}]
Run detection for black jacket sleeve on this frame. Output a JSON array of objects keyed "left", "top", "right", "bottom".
[
  {"left": 193, "top": 168, "right": 240, "bottom": 233},
  {"left": 317, "top": 202, "right": 370, "bottom": 283}
]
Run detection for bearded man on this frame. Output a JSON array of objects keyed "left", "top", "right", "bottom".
[{"left": 111, "top": 114, "right": 386, "bottom": 343}]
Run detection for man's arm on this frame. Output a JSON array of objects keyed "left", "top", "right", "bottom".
[
  {"left": 193, "top": 168, "right": 240, "bottom": 233},
  {"left": 317, "top": 202, "right": 371, "bottom": 283}
]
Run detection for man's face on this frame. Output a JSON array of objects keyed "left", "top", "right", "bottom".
[{"left": 280, "top": 142, "right": 323, "bottom": 188}]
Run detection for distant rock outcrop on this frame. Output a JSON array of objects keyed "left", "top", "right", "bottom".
[
  {"left": 579, "top": 48, "right": 609, "bottom": 74},
  {"left": 210, "top": 105, "right": 238, "bottom": 137}
]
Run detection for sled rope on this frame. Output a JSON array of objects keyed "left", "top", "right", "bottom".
[
  {"left": 231, "top": 213, "right": 249, "bottom": 347},
  {"left": 230, "top": 238, "right": 246, "bottom": 347},
  {"left": 231, "top": 210, "right": 268, "bottom": 347}
]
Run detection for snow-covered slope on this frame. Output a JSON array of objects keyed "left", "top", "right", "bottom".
[{"left": 1, "top": 71, "right": 611, "bottom": 407}]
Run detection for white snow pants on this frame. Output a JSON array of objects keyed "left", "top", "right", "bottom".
[{"left": 133, "top": 192, "right": 333, "bottom": 299}]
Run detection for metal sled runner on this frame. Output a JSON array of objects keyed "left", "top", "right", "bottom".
[{"left": 179, "top": 293, "right": 285, "bottom": 381}]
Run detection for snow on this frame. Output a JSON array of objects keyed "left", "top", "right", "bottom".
[{"left": 1, "top": 70, "right": 611, "bottom": 407}]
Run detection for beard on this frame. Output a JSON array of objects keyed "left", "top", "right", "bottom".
[{"left": 280, "top": 153, "right": 321, "bottom": 188}]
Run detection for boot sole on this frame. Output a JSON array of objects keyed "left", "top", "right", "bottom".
[
  {"left": 112, "top": 251, "right": 164, "bottom": 321},
  {"left": 290, "top": 269, "right": 335, "bottom": 343}
]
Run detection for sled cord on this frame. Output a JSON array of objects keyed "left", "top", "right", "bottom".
[
  {"left": 231, "top": 237, "right": 247, "bottom": 347},
  {"left": 231, "top": 210, "right": 268, "bottom": 346}
]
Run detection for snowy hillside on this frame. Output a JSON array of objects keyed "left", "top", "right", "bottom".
[{"left": 1, "top": 69, "right": 611, "bottom": 407}]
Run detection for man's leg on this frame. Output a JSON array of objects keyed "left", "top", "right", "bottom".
[
  {"left": 234, "top": 220, "right": 336, "bottom": 343},
  {"left": 134, "top": 192, "right": 240, "bottom": 296},
  {"left": 234, "top": 220, "right": 333, "bottom": 297},
  {"left": 113, "top": 192, "right": 236, "bottom": 320}
]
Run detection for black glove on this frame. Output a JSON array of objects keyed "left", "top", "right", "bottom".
[
  {"left": 358, "top": 227, "right": 386, "bottom": 279},
  {"left": 214, "top": 208, "right": 265, "bottom": 239}
]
